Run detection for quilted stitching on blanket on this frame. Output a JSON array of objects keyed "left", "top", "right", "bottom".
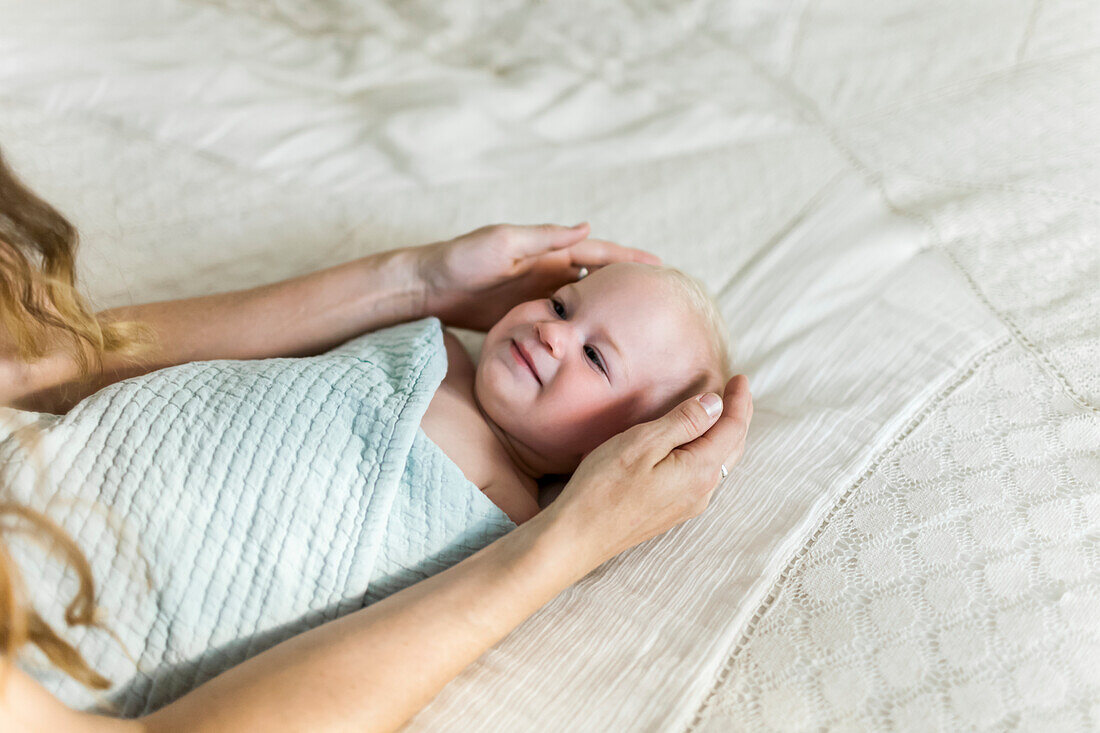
[{"left": 1, "top": 317, "right": 515, "bottom": 716}]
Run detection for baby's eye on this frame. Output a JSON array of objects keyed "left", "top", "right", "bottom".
[
  {"left": 584, "top": 345, "right": 606, "bottom": 374},
  {"left": 549, "top": 298, "right": 566, "bottom": 318}
]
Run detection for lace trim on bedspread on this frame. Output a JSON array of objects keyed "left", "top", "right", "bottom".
[{"left": 690, "top": 335, "right": 1100, "bottom": 731}]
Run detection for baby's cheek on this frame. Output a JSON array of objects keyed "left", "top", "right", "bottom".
[{"left": 584, "top": 402, "right": 639, "bottom": 447}]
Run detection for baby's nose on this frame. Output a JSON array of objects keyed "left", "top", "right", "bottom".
[{"left": 536, "top": 320, "right": 572, "bottom": 358}]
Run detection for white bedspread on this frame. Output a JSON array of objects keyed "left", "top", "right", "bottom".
[{"left": 1, "top": 1, "right": 1096, "bottom": 730}]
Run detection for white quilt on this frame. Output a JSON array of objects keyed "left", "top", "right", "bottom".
[{"left": 1, "top": 1, "right": 1096, "bottom": 730}]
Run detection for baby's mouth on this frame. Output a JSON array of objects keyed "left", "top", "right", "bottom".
[{"left": 510, "top": 339, "right": 542, "bottom": 385}]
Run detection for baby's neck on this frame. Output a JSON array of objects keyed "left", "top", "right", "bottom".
[{"left": 471, "top": 395, "right": 553, "bottom": 484}]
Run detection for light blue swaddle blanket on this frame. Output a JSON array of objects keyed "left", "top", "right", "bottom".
[{"left": 1, "top": 316, "right": 516, "bottom": 716}]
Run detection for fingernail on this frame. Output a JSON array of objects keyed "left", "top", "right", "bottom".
[
  {"left": 571, "top": 222, "right": 588, "bottom": 229},
  {"left": 699, "top": 392, "right": 722, "bottom": 417}
]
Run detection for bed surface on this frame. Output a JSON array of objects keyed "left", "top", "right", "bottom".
[{"left": 1, "top": 1, "right": 1096, "bottom": 730}]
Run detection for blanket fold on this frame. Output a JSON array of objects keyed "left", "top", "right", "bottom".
[{"left": 1, "top": 317, "right": 516, "bottom": 715}]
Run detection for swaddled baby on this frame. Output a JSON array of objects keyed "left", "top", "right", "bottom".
[
  {"left": 1, "top": 259, "right": 729, "bottom": 714},
  {"left": 421, "top": 262, "right": 733, "bottom": 524}
]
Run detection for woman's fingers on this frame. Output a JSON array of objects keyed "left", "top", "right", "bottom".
[
  {"left": 669, "top": 375, "right": 753, "bottom": 474},
  {"left": 565, "top": 238, "right": 662, "bottom": 266},
  {"left": 498, "top": 223, "right": 662, "bottom": 266},
  {"left": 503, "top": 223, "right": 591, "bottom": 258}
]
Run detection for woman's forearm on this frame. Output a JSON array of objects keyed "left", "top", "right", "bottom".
[
  {"left": 141, "top": 507, "right": 591, "bottom": 733},
  {"left": 101, "top": 247, "right": 429, "bottom": 363},
  {"left": 6, "top": 247, "right": 429, "bottom": 414}
]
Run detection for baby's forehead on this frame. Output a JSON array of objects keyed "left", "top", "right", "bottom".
[
  {"left": 583, "top": 263, "right": 694, "bottom": 319},
  {"left": 581, "top": 263, "right": 686, "bottom": 307}
]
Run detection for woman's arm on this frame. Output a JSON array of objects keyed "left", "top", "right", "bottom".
[
  {"left": 4, "top": 247, "right": 427, "bottom": 414},
  {"left": 0, "top": 508, "right": 575, "bottom": 733},
  {"left": 142, "top": 507, "right": 586, "bottom": 732}
]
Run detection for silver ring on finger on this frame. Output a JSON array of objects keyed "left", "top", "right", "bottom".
[{"left": 576, "top": 266, "right": 589, "bottom": 280}]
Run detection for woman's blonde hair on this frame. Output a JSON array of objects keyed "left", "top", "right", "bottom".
[{"left": 0, "top": 147, "right": 149, "bottom": 689}]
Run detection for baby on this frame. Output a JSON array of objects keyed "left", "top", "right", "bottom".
[{"left": 420, "top": 261, "right": 733, "bottom": 525}]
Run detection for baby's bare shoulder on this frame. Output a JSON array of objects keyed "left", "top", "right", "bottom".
[
  {"left": 441, "top": 329, "right": 475, "bottom": 382},
  {"left": 481, "top": 477, "right": 541, "bottom": 525}
]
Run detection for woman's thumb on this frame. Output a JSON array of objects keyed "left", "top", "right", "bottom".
[{"left": 648, "top": 393, "right": 723, "bottom": 455}]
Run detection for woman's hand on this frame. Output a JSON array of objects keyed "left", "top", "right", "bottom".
[
  {"left": 544, "top": 375, "right": 754, "bottom": 569},
  {"left": 414, "top": 223, "right": 661, "bottom": 332}
]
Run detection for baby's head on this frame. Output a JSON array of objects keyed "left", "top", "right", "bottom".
[{"left": 474, "top": 262, "right": 733, "bottom": 476}]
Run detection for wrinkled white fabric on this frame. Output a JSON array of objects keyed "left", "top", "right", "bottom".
[{"left": 0, "top": 1, "right": 1095, "bottom": 730}]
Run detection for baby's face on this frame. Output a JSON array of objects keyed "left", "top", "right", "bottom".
[{"left": 475, "top": 263, "right": 717, "bottom": 471}]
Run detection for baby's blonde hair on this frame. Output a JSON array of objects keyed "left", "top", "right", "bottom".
[{"left": 652, "top": 265, "right": 734, "bottom": 386}]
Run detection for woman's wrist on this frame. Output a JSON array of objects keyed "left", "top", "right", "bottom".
[
  {"left": 400, "top": 240, "right": 467, "bottom": 327},
  {"left": 521, "top": 500, "right": 606, "bottom": 586},
  {"left": 348, "top": 245, "right": 433, "bottom": 326}
]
